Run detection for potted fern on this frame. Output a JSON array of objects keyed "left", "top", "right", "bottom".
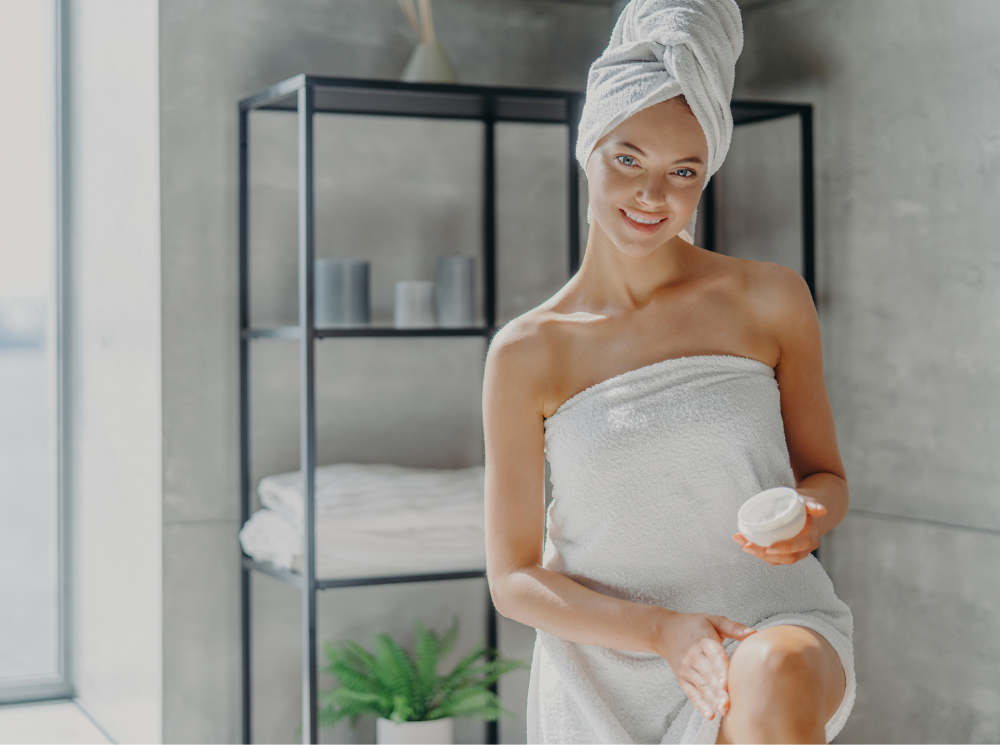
[{"left": 319, "top": 615, "right": 529, "bottom": 744}]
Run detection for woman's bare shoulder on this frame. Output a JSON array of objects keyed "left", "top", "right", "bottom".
[
  {"left": 739, "top": 258, "right": 814, "bottom": 322},
  {"left": 732, "top": 258, "right": 818, "bottom": 365},
  {"left": 484, "top": 305, "right": 575, "bottom": 410}
]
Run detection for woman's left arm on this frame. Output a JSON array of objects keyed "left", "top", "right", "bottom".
[{"left": 733, "top": 264, "right": 849, "bottom": 566}]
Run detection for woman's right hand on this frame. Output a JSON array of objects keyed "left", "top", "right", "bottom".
[{"left": 653, "top": 610, "right": 757, "bottom": 721}]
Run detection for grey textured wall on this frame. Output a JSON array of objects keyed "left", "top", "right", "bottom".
[
  {"left": 721, "top": 1, "right": 1000, "bottom": 742},
  {"left": 158, "top": 1, "right": 609, "bottom": 742}
]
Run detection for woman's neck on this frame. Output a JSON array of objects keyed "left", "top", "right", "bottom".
[{"left": 572, "top": 220, "right": 694, "bottom": 314}]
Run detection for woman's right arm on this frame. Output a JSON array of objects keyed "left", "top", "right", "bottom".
[{"left": 482, "top": 319, "right": 754, "bottom": 722}]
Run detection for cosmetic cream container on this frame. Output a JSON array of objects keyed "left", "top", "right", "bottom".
[{"left": 737, "top": 487, "right": 806, "bottom": 547}]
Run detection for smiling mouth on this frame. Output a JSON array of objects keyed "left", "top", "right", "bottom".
[{"left": 620, "top": 208, "right": 669, "bottom": 230}]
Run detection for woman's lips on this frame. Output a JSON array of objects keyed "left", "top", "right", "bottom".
[{"left": 620, "top": 208, "right": 669, "bottom": 234}]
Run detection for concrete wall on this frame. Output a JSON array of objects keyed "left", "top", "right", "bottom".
[
  {"left": 721, "top": 1, "right": 1000, "bottom": 741},
  {"left": 157, "top": 1, "right": 609, "bottom": 741},
  {"left": 66, "top": 1, "right": 163, "bottom": 742}
]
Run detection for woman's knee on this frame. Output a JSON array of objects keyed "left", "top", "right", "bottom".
[{"left": 727, "top": 626, "right": 826, "bottom": 698}]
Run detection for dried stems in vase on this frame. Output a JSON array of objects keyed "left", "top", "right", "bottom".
[
  {"left": 397, "top": 0, "right": 436, "bottom": 43},
  {"left": 396, "top": 0, "right": 457, "bottom": 83}
]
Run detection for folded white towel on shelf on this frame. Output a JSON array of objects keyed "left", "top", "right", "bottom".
[
  {"left": 258, "top": 462, "right": 486, "bottom": 531},
  {"left": 239, "top": 462, "right": 487, "bottom": 580}
]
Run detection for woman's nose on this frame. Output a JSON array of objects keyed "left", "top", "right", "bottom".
[{"left": 635, "top": 174, "right": 669, "bottom": 207}]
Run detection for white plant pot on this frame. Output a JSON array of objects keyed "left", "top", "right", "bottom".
[
  {"left": 376, "top": 716, "right": 455, "bottom": 744},
  {"left": 401, "top": 40, "right": 458, "bottom": 83}
]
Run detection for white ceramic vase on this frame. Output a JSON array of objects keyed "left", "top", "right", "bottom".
[
  {"left": 375, "top": 716, "right": 455, "bottom": 744},
  {"left": 401, "top": 40, "right": 458, "bottom": 83}
]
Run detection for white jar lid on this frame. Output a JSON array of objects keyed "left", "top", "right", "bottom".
[{"left": 738, "top": 487, "right": 804, "bottom": 531}]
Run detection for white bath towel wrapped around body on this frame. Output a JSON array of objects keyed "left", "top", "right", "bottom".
[{"left": 525, "top": 355, "right": 856, "bottom": 744}]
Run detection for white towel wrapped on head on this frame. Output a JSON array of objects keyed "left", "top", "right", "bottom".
[{"left": 576, "top": 0, "right": 743, "bottom": 178}]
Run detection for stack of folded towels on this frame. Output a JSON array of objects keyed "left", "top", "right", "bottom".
[{"left": 238, "top": 462, "right": 487, "bottom": 579}]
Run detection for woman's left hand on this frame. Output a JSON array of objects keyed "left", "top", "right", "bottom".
[{"left": 732, "top": 499, "right": 827, "bottom": 565}]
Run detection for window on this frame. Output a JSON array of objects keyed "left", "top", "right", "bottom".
[{"left": 0, "top": 0, "right": 68, "bottom": 702}]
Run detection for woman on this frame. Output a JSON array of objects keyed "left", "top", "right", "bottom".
[{"left": 482, "top": 1, "right": 855, "bottom": 743}]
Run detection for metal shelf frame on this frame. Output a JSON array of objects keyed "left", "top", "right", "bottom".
[{"left": 237, "top": 73, "right": 814, "bottom": 745}]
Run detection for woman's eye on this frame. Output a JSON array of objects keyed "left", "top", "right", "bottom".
[
  {"left": 675, "top": 168, "right": 697, "bottom": 178},
  {"left": 616, "top": 154, "right": 638, "bottom": 167}
]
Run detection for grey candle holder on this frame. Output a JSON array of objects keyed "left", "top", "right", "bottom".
[
  {"left": 435, "top": 255, "right": 475, "bottom": 328},
  {"left": 315, "top": 259, "right": 370, "bottom": 328},
  {"left": 394, "top": 280, "right": 436, "bottom": 328}
]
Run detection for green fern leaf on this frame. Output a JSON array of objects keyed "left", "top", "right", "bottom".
[
  {"left": 435, "top": 644, "right": 490, "bottom": 703},
  {"left": 449, "top": 704, "right": 518, "bottom": 721},
  {"left": 325, "top": 659, "right": 388, "bottom": 697},
  {"left": 327, "top": 688, "right": 387, "bottom": 709},
  {"left": 337, "top": 639, "right": 379, "bottom": 675},
  {"left": 433, "top": 689, "right": 501, "bottom": 718},
  {"left": 437, "top": 615, "right": 460, "bottom": 659},
  {"left": 372, "top": 632, "right": 420, "bottom": 715},
  {"left": 389, "top": 692, "right": 416, "bottom": 723},
  {"left": 448, "top": 658, "right": 531, "bottom": 689},
  {"left": 413, "top": 619, "right": 440, "bottom": 713}
]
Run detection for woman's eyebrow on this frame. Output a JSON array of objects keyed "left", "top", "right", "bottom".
[
  {"left": 614, "top": 141, "right": 704, "bottom": 166},
  {"left": 616, "top": 140, "right": 648, "bottom": 156}
]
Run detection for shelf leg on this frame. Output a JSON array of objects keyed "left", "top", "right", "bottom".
[
  {"left": 239, "top": 104, "right": 253, "bottom": 745},
  {"left": 483, "top": 108, "right": 496, "bottom": 331},
  {"left": 486, "top": 583, "right": 499, "bottom": 745},
  {"left": 567, "top": 99, "right": 581, "bottom": 276},
  {"left": 800, "top": 106, "right": 816, "bottom": 302},
  {"left": 297, "top": 81, "right": 320, "bottom": 745}
]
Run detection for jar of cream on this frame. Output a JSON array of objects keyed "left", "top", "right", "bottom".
[{"left": 737, "top": 487, "right": 806, "bottom": 547}]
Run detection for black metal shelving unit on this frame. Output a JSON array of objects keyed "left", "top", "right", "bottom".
[{"left": 238, "top": 73, "right": 814, "bottom": 745}]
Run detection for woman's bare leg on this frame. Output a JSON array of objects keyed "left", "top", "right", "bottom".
[{"left": 715, "top": 625, "right": 846, "bottom": 744}]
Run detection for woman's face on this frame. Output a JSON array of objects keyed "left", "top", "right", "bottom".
[{"left": 585, "top": 97, "right": 709, "bottom": 258}]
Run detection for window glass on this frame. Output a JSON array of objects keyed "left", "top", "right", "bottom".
[{"left": 0, "top": 0, "right": 60, "bottom": 685}]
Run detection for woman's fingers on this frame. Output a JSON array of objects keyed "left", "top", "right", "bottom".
[
  {"left": 739, "top": 529, "right": 817, "bottom": 564},
  {"left": 680, "top": 680, "right": 716, "bottom": 720},
  {"left": 685, "top": 668, "right": 727, "bottom": 719},
  {"left": 690, "top": 644, "right": 728, "bottom": 705},
  {"left": 689, "top": 668, "right": 724, "bottom": 713},
  {"left": 803, "top": 499, "right": 827, "bottom": 516},
  {"left": 713, "top": 615, "right": 756, "bottom": 641}
]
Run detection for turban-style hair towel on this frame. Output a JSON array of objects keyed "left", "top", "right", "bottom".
[{"left": 576, "top": 0, "right": 744, "bottom": 185}]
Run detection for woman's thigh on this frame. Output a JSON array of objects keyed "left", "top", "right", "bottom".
[{"left": 715, "top": 624, "right": 846, "bottom": 744}]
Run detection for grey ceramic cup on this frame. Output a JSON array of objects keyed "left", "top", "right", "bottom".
[
  {"left": 394, "top": 280, "right": 436, "bottom": 328},
  {"left": 435, "top": 255, "right": 475, "bottom": 327},
  {"left": 314, "top": 259, "right": 370, "bottom": 327}
]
